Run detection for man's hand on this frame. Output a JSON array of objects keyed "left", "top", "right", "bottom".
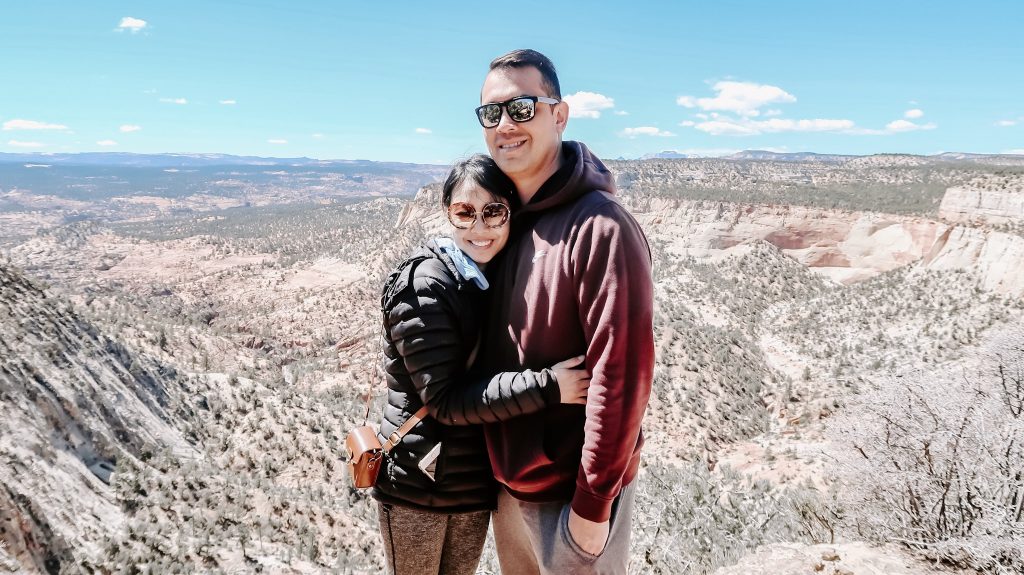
[{"left": 567, "top": 508, "right": 609, "bottom": 556}]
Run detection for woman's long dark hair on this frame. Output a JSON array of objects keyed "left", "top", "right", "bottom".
[{"left": 439, "top": 154, "right": 517, "bottom": 209}]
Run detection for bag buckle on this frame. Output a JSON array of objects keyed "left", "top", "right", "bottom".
[{"left": 385, "top": 431, "right": 403, "bottom": 450}]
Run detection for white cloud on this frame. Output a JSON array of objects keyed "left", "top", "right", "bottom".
[
  {"left": 7, "top": 140, "right": 45, "bottom": 148},
  {"left": 160, "top": 97, "right": 188, "bottom": 105},
  {"left": 677, "top": 81, "right": 796, "bottom": 117},
  {"left": 1004, "top": 149, "right": 1024, "bottom": 155},
  {"left": 563, "top": 91, "right": 615, "bottom": 119},
  {"left": 884, "top": 119, "right": 936, "bottom": 133},
  {"left": 267, "top": 139, "right": 288, "bottom": 144},
  {"left": 3, "top": 119, "right": 68, "bottom": 131},
  {"left": 684, "top": 113, "right": 935, "bottom": 137},
  {"left": 996, "top": 119, "right": 1017, "bottom": 127},
  {"left": 620, "top": 126, "right": 675, "bottom": 138},
  {"left": 415, "top": 128, "right": 432, "bottom": 134},
  {"left": 312, "top": 133, "right": 325, "bottom": 139},
  {"left": 96, "top": 140, "right": 118, "bottom": 146},
  {"left": 219, "top": 99, "right": 237, "bottom": 105},
  {"left": 904, "top": 109, "right": 924, "bottom": 119},
  {"left": 119, "top": 124, "right": 141, "bottom": 132},
  {"left": 118, "top": 17, "right": 147, "bottom": 33},
  {"left": 678, "top": 120, "right": 695, "bottom": 127},
  {"left": 614, "top": 110, "right": 629, "bottom": 116},
  {"left": 692, "top": 117, "right": 855, "bottom": 136}
]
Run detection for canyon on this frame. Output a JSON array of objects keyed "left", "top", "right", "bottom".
[{"left": 1, "top": 152, "right": 1021, "bottom": 573}]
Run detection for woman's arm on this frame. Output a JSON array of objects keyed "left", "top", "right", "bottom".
[{"left": 384, "top": 267, "right": 587, "bottom": 425}]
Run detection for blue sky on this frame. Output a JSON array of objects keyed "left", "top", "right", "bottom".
[{"left": 2, "top": 0, "right": 1022, "bottom": 163}]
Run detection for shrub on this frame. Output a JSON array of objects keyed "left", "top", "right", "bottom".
[{"left": 831, "top": 326, "right": 1024, "bottom": 573}]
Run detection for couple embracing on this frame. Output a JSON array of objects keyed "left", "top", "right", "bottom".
[{"left": 372, "top": 49, "right": 654, "bottom": 575}]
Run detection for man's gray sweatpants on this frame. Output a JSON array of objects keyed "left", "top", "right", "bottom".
[{"left": 492, "top": 481, "right": 637, "bottom": 575}]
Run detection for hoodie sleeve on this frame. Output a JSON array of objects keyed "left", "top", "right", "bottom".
[
  {"left": 385, "top": 264, "right": 561, "bottom": 425},
  {"left": 568, "top": 199, "right": 655, "bottom": 523}
]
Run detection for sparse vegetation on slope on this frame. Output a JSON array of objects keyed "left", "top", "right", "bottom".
[
  {"left": 832, "top": 326, "right": 1024, "bottom": 574},
  {"left": 3, "top": 155, "right": 1023, "bottom": 573}
]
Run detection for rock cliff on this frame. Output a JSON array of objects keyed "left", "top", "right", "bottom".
[
  {"left": 631, "top": 198, "right": 948, "bottom": 284},
  {"left": 938, "top": 186, "right": 1024, "bottom": 224},
  {"left": 0, "top": 263, "right": 195, "bottom": 571},
  {"left": 923, "top": 227, "right": 1024, "bottom": 297}
]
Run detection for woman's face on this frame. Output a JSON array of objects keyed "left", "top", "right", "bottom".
[{"left": 447, "top": 181, "right": 511, "bottom": 266}]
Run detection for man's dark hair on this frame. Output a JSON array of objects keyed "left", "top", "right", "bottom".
[
  {"left": 489, "top": 49, "right": 561, "bottom": 99},
  {"left": 440, "top": 154, "right": 518, "bottom": 209}
]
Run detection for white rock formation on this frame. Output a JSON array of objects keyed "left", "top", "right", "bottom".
[
  {"left": 938, "top": 186, "right": 1024, "bottom": 224},
  {"left": 923, "top": 227, "right": 1024, "bottom": 297},
  {"left": 633, "top": 199, "right": 948, "bottom": 284}
]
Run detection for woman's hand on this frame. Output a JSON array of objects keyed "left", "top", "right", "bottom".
[{"left": 551, "top": 355, "right": 590, "bottom": 405}]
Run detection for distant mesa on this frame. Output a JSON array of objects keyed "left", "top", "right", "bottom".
[
  {"left": 726, "top": 150, "right": 858, "bottom": 163},
  {"left": 0, "top": 151, "right": 447, "bottom": 169},
  {"left": 640, "top": 150, "right": 692, "bottom": 159},
  {"left": 635, "top": 149, "right": 1024, "bottom": 165},
  {"left": 4, "top": 150, "right": 1024, "bottom": 168}
]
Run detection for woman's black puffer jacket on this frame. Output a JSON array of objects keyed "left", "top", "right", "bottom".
[{"left": 372, "top": 241, "right": 560, "bottom": 513}]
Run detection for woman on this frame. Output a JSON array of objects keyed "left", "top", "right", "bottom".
[{"left": 373, "top": 155, "right": 589, "bottom": 575}]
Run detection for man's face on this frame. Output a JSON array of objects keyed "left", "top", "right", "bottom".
[{"left": 480, "top": 66, "right": 567, "bottom": 184}]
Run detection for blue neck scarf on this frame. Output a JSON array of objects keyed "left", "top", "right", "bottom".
[{"left": 434, "top": 237, "right": 490, "bottom": 290}]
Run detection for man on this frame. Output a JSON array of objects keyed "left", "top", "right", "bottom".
[{"left": 476, "top": 49, "right": 655, "bottom": 574}]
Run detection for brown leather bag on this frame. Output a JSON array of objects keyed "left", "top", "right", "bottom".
[
  {"left": 345, "top": 425, "right": 385, "bottom": 488},
  {"left": 345, "top": 406, "right": 429, "bottom": 488}
]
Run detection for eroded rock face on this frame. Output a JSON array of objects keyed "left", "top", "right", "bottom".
[
  {"left": 0, "top": 263, "right": 196, "bottom": 571},
  {"left": 395, "top": 182, "right": 444, "bottom": 231},
  {"left": 923, "top": 227, "right": 1024, "bottom": 297},
  {"left": 939, "top": 186, "right": 1024, "bottom": 224},
  {"left": 633, "top": 199, "right": 948, "bottom": 284},
  {"left": 0, "top": 484, "right": 72, "bottom": 575}
]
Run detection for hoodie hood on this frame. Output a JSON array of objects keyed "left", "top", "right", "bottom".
[{"left": 518, "top": 141, "right": 616, "bottom": 215}]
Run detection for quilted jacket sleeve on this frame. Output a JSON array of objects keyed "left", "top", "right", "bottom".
[{"left": 384, "top": 261, "right": 560, "bottom": 425}]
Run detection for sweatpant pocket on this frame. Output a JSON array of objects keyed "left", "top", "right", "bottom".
[{"left": 558, "top": 503, "right": 601, "bottom": 562}]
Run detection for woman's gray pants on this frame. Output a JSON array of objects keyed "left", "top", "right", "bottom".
[{"left": 377, "top": 502, "right": 490, "bottom": 575}]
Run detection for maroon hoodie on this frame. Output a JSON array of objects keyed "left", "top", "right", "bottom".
[{"left": 483, "top": 141, "right": 655, "bottom": 523}]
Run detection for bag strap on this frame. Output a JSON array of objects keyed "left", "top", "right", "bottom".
[
  {"left": 382, "top": 405, "right": 430, "bottom": 452},
  {"left": 380, "top": 253, "right": 432, "bottom": 312},
  {"left": 375, "top": 250, "right": 454, "bottom": 451},
  {"left": 362, "top": 253, "right": 433, "bottom": 425}
]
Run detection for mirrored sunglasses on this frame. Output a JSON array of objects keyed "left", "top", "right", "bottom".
[
  {"left": 475, "top": 96, "right": 560, "bottom": 128},
  {"left": 447, "top": 202, "right": 510, "bottom": 229}
]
